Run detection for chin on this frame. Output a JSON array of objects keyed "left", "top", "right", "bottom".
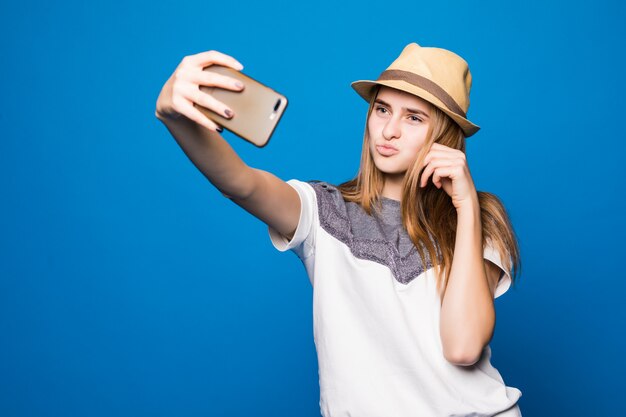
[
  {"left": 372, "top": 158, "right": 407, "bottom": 175},
  {"left": 374, "top": 163, "right": 407, "bottom": 176}
]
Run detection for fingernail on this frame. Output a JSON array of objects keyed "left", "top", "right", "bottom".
[
  {"left": 216, "top": 126, "right": 223, "bottom": 132},
  {"left": 224, "top": 109, "right": 233, "bottom": 118},
  {"left": 235, "top": 81, "right": 244, "bottom": 89},
  {"left": 236, "top": 63, "right": 244, "bottom": 70}
]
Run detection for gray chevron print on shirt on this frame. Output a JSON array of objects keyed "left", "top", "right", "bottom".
[{"left": 309, "top": 181, "right": 440, "bottom": 285}]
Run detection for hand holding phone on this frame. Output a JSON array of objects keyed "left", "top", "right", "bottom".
[
  {"left": 155, "top": 50, "right": 288, "bottom": 147},
  {"left": 195, "top": 65, "right": 288, "bottom": 147},
  {"left": 155, "top": 50, "right": 244, "bottom": 129}
]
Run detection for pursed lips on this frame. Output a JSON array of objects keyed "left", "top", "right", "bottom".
[{"left": 375, "top": 143, "right": 399, "bottom": 156}]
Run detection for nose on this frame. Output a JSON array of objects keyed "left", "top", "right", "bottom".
[{"left": 382, "top": 116, "right": 401, "bottom": 140}]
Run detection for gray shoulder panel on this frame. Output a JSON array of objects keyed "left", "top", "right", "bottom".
[{"left": 308, "top": 180, "right": 438, "bottom": 285}]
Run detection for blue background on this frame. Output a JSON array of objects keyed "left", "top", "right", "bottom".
[{"left": 1, "top": 0, "right": 625, "bottom": 416}]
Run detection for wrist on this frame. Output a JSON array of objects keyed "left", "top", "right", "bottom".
[
  {"left": 455, "top": 197, "right": 483, "bottom": 243},
  {"left": 456, "top": 195, "right": 480, "bottom": 215}
]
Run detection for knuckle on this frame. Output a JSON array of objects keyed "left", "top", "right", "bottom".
[
  {"left": 198, "top": 87, "right": 213, "bottom": 102},
  {"left": 171, "top": 82, "right": 184, "bottom": 98},
  {"left": 204, "top": 72, "right": 220, "bottom": 86},
  {"left": 198, "top": 93, "right": 213, "bottom": 108},
  {"left": 203, "top": 96, "right": 223, "bottom": 114},
  {"left": 171, "top": 96, "right": 182, "bottom": 110},
  {"left": 173, "top": 68, "right": 185, "bottom": 81}
]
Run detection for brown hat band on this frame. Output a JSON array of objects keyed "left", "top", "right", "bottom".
[{"left": 378, "top": 70, "right": 466, "bottom": 118}]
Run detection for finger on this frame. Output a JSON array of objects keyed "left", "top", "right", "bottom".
[
  {"left": 432, "top": 166, "right": 455, "bottom": 188},
  {"left": 430, "top": 142, "right": 457, "bottom": 151},
  {"left": 189, "top": 69, "right": 244, "bottom": 91},
  {"left": 422, "top": 151, "right": 447, "bottom": 167},
  {"left": 178, "top": 100, "right": 221, "bottom": 132},
  {"left": 420, "top": 161, "right": 437, "bottom": 187},
  {"left": 175, "top": 80, "right": 235, "bottom": 119},
  {"left": 428, "top": 143, "right": 465, "bottom": 157},
  {"left": 423, "top": 154, "right": 465, "bottom": 173},
  {"left": 423, "top": 149, "right": 456, "bottom": 165},
  {"left": 183, "top": 50, "right": 244, "bottom": 71},
  {"left": 430, "top": 143, "right": 466, "bottom": 160},
  {"left": 420, "top": 160, "right": 439, "bottom": 187},
  {"left": 433, "top": 170, "right": 441, "bottom": 188},
  {"left": 191, "top": 87, "right": 235, "bottom": 119},
  {"left": 427, "top": 155, "right": 466, "bottom": 169},
  {"left": 420, "top": 160, "right": 454, "bottom": 187}
]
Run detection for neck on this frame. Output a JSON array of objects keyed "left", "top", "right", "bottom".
[{"left": 381, "top": 174, "right": 404, "bottom": 202}]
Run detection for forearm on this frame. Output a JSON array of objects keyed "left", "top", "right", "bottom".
[
  {"left": 439, "top": 197, "right": 494, "bottom": 365},
  {"left": 158, "top": 114, "right": 255, "bottom": 199}
]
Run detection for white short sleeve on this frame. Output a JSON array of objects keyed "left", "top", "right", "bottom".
[
  {"left": 267, "top": 179, "right": 317, "bottom": 261},
  {"left": 483, "top": 242, "right": 513, "bottom": 299}
]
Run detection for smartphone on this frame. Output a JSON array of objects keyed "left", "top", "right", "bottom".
[{"left": 195, "top": 65, "right": 288, "bottom": 147}]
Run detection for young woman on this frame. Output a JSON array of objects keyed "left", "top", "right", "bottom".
[{"left": 155, "top": 43, "right": 523, "bottom": 417}]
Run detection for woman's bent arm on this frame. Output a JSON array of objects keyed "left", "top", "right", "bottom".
[
  {"left": 155, "top": 49, "right": 300, "bottom": 240},
  {"left": 157, "top": 115, "right": 300, "bottom": 241},
  {"left": 439, "top": 199, "right": 495, "bottom": 366}
]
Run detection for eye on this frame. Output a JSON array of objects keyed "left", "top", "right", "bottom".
[
  {"left": 409, "top": 115, "right": 423, "bottom": 122},
  {"left": 375, "top": 106, "right": 389, "bottom": 115}
]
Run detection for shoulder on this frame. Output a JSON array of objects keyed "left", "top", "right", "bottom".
[
  {"left": 285, "top": 179, "right": 353, "bottom": 221},
  {"left": 307, "top": 180, "right": 341, "bottom": 200},
  {"left": 304, "top": 180, "right": 354, "bottom": 241}
]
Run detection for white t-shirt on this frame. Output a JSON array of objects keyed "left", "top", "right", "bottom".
[{"left": 268, "top": 179, "right": 522, "bottom": 417}]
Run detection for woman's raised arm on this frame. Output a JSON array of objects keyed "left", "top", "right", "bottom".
[{"left": 155, "top": 50, "right": 300, "bottom": 240}]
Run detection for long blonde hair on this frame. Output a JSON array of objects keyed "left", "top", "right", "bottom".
[{"left": 337, "top": 87, "right": 521, "bottom": 301}]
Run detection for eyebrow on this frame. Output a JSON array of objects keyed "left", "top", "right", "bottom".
[{"left": 374, "top": 98, "right": 430, "bottom": 118}]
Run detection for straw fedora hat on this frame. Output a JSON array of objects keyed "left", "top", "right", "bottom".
[{"left": 351, "top": 43, "right": 480, "bottom": 137}]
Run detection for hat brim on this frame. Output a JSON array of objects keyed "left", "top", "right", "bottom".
[{"left": 351, "top": 79, "right": 480, "bottom": 137}]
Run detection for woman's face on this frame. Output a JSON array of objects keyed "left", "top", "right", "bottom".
[{"left": 367, "top": 86, "right": 432, "bottom": 176}]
